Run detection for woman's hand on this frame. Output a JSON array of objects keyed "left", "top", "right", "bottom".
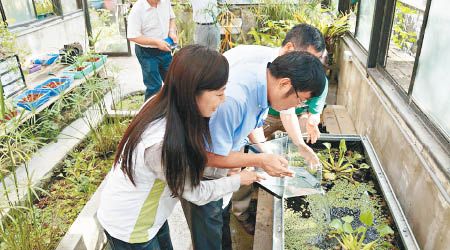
[{"left": 239, "top": 168, "right": 266, "bottom": 185}]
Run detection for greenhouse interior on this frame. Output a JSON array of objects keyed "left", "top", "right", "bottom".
[{"left": 0, "top": 0, "right": 448, "bottom": 250}]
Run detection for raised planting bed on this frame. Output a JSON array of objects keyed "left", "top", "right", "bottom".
[
  {"left": 115, "top": 91, "right": 144, "bottom": 111},
  {"left": 0, "top": 116, "right": 132, "bottom": 249},
  {"left": 84, "top": 55, "right": 108, "bottom": 70},
  {"left": 62, "top": 64, "right": 93, "bottom": 79},
  {"left": 251, "top": 135, "right": 419, "bottom": 250},
  {"left": 34, "top": 78, "right": 72, "bottom": 96},
  {"left": 14, "top": 89, "right": 51, "bottom": 111}
]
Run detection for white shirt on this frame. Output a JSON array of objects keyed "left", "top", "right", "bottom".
[
  {"left": 127, "top": 0, "right": 176, "bottom": 48},
  {"left": 97, "top": 118, "right": 240, "bottom": 243},
  {"left": 191, "top": 0, "right": 218, "bottom": 24},
  {"left": 224, "top": 45, "right": 296, "bottom": 114}
]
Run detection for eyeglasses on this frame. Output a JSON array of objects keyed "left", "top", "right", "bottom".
[{"left": 293, "top": 88, "right": 308, "bottom": 109}]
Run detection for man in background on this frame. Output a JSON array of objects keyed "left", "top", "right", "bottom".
[
  {"left": 191, "top": 0, "right": 221, "bottom": 50},
  {"left": 127, "top": 0, "right": 178, "bottom": 100}
]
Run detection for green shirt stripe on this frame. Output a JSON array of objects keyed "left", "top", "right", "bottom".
[{"left": 129, "top": 179, "right": 166, "bottom": 243}]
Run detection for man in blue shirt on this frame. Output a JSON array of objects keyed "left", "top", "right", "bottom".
[{"left": 181, "top": 51, "right": 326, "bottom": 250}]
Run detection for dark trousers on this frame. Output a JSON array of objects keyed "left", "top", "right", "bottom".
[
  {"left": 104, "top": 221, "right": 173, "bottom": 250},
  {"left": 181, "top": 198, "right": 232, "bottom": 250},
  {"left": 135, "top": 45, "right": 172, "bottom": 100}
]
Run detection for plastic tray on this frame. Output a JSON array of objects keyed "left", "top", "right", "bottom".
[
  {"left": 62, "top": 64, "right": 93, "bottom": 79},
  {"left": 83, "top": 55, "right": 107, "bottom": 70},
  {"left": 33, "top": 78, "right": 72, "bottom": 96},
  {"left": 14, "top": 89, "right": 51, "bottom": 111},
  {"left": 33, "top": 53, "right": 59, "bottom": 65}
]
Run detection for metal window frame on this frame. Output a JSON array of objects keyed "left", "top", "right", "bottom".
[
  {"left": 366, "top": 0, "right": 385, "bottom": 68},
  {"left": 83, "top": 0, "right": 132, "bottom": 56},
  {"left": 0, "top": 1, "right": 6, "bottom": 22},
  {"left": 336, "top": 0, "right": 449, "bottom": 143},
  {"left": 407, "top": 0, "right": 432, "bottom": 97},
  {"left": 0, "top": 0, "right": 84, "bottom": 28}
]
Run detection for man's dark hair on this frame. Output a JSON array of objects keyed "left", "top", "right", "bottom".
[
  {"left": 268, "top": 51, "right": 326, "bottom": 97},
  {"left": 281, "top": 24, "right": 325, "bottom": 53}
]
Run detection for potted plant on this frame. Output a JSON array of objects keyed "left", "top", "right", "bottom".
[{"left": 62, "top": 62, "right": 93, "bottom": 79}]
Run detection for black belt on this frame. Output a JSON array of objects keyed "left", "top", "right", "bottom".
[{"left": 195, "top": 22, "right": 215, "bottom": 25}]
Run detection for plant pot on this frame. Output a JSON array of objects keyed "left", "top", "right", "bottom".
[
  {"left": 14, "top": 89, "right": 51, "bottom": 111},
  {"left": 0, "top": 109, "right": 18, "bottom": 123},
  {"left": 84, "top": 55, "right": 107, "bottom": 70},
  {"left": 258, "top": 135, "right": 419, "bottom": 250},
  {"left": 34, "top": 78, "right": 72, "bottom": 96},
  {"left": 62, "top": 64, "right": 93, "bottom": 79}
]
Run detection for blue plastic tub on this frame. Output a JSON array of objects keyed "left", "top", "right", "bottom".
[
  {"left": 57, "top": 73, "right": 75, "bottom": 83},
  {"left": 83, "top": 55, "right": 107, "bottom": 70},
  {"left": 62, "top": 64, "right": 93, "bottom": 79},
  {"left": 33, "top": 54, "right": 59, "bottom": 65},
  {"left": 34, "top": 78, "right": 72, "bottom": 96},
  {"left": 14, "top": 90, "right": 51, "bottom": 111}
]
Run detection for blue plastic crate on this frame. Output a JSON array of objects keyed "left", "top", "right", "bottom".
[
  {"left": 56, "top": 73, "right": 75, "bottom": 83},
  {"left": 34, "top": 78, "right": 72, "bottom": 96},
  {"left": 83, "top": 55, "right": 107, "bottom": 70},
  {"left": 62, "top": 64, "right": 93, "bottom": 79},
  {"left": 33, "top": 53, "right": 59, "bottom": 65},
  {"left": 14, "top": 90, "right": 51, "bottom": 111}
]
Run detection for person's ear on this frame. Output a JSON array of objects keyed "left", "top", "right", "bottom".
[
  {"left": 278, "top": 78, "right": 292, "bottom": 93},
  {"left": 284, "top": 42, "right": 296, "bottom": 52}
]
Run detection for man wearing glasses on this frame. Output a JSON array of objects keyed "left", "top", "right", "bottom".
[
  {"left": 181, "top": 52, "right": 326, "bottom": 250},
  {"left": 222, "top": 23, "right": 329, "bottom": 235}
]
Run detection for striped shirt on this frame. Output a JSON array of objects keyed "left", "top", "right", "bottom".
[{"left": 97, "top": 118, "right": 240, "bottom": 243}]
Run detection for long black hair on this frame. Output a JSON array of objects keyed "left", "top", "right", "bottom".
[{"left": 114, "top": 45, "right": 229, "bottom": 197}]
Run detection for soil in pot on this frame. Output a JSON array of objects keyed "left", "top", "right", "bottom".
[
  {"left": 18, "top": 93, "right": 44, "bottom": 103},
  {"left": 42, "top": 81, "right": 64, "bottom": 89}
]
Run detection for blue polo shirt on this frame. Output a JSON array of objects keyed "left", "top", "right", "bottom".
[{"left": 208, "top": 63, "right": 269, "bottom": 156}]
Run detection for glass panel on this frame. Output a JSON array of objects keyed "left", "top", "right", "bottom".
[
  {"left": 88, "top": 0, "right": 129, "bottom": 53},
  {"left": 34, "top": 0, "right": 56, "bottom": 19},
  {"left": 330, "top": 0, "right": 339, "bottom": 14},
  {"left": 61, "top": 0, "right": 80, "bottom": 14},
  {"left": 411, "top": 0, "right": 450, "bottom": 137},
  {"left": 2, "top": 0, "right": 35, "bottom": 25},
  {"left": 385, "top": 0, "right": 425, "bottom": 92},
  {"left": 355, "top": 0, "right": 375, "bottom": 50},
  {"left": 0, "top": 56, "right": 26, "bottom": 98},
  {"left": 248, "top": 136, "right": 323, "bottom": 198},
  {"left": 349, "top": 0, "right": 359, "bottom": 34}
]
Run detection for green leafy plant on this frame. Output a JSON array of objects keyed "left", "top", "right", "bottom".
[
  {"left": 317, "top": 139, "right": 368, "bottom": 182},
  {"left": 329, "top": 211, "right": 394, "bottom": 250},
  {"left": 392, "top": 2, "right": 418, "bottom": 55},
  {"left": 294, "top": 4, "right": 350, "bottom": 64},
  {"left": 248, "top": 19, "right": 295, "bottom": 47},
  {"left": 35, "top": 0, "right": 55, "bottom": 17}
]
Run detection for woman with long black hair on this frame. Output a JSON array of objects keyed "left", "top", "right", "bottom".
[{"left": 97, "top": 45, "right": 263, "bottom": 250}]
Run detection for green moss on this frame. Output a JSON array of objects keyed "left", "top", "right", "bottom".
[
  {"left": 285, "top": 179, "right": 386, "bottom": 249},
  {"left": 284, "top": 208, "right": 323, "bottom": 250},
  {"left": 116, "top": 92, "right": 144, "bottom": 111}
]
